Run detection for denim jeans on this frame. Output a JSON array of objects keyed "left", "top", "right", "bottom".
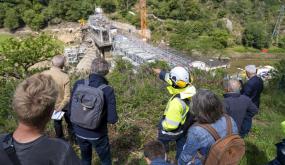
[
  {"left": 240, "top": 116, "right": 253, "bottom": 138},
  {"left": 77, "top": 135, "right": 112, "bottom": 165},
  {"left": 158, "top": 135, "right": 186, "bottom": 160}
]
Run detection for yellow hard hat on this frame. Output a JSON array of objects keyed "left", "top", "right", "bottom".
[{"left": 281, "top": 121, "right": 285, "bottom": 134}]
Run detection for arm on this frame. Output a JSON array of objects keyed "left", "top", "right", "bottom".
[
  {"left": 246, "top": 100, "right": 258, "bottom": 118},
  {"left": 179, "top": 127, "right": 204, "bottom": 165},
  {"left": 105, "top": 87, "right": 118, "bottom": 124},
  {"left": 162, "top": 98, "right": 183, "bottom": 131},
  {"left": 242, "top": 83, "right": 254, "bottom": 98},
  {"left": 58, "top": 78, "right": 71, "bottom": 111},
  {"left": 68, "top": 81, "right": 80, "bottom": 117}
]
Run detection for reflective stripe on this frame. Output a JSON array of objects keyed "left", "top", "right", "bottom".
[
  {"left": 175, "top": 98, "right": 188, "bottom": 118},
  {"left": 164, "top": 117, "right": 180, "bottom": 126},
  {"left": 76, "top": 134, "right": 99, "bottom": 140},
  {"left": 161, "top": 130, "right": 184, "bottom": 136}
]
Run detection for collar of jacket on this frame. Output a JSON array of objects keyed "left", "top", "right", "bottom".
[
  {"left": 88, "top": 73, "right": 108, "bottom": 84},
  {"left": 167, "top": 85, "right": 196, "bottom": 99},
  {"left": 223, "top": 92, "right": 241, "bottom": 98},
  {"left": 50, "top": 66, "right": 63, "bottom": 72}
]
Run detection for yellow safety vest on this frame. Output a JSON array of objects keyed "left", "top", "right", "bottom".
[{"left": 161, "top": 73, "right": 196, "bottom": 132}]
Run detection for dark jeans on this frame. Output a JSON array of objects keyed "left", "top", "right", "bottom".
[
  {"left": 240, "top": 116, "right": 253, "bottom": 138},
  {"left": 54, "top": 111, "right": 75, "bottom": 140},
  {"left": 158, "top": 134, "right": 186, "bottom": 160},
  {"left": 77, "top": 135, "right": 112, "bottom": 165}
]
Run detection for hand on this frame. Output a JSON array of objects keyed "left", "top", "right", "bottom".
[
  {"left": 152, "top": 68, "right": 161, "bottom": 75},
  {"left": 55, "top": 108, "right": 62, "bottom": 112}
]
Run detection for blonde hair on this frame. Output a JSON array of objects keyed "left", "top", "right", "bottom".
[{"left": 12, "top": 74, "right": 58, "bottom": 129}]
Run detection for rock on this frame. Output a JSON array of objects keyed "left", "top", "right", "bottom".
[{"left": 223, "top": 18, "right": 233, "bottom": 32}]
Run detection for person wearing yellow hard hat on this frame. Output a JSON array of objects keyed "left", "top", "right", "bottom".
[{"left": 153, "top": 66, "right": 196, "bottom": 161}]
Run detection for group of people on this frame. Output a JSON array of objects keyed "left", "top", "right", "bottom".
[{"left": 0, "top": 54, "right": 267, "bottom": 165}]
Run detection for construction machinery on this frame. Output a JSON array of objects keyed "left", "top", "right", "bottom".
[
  {"left": 272, "top": 5, "right": 285, "bottom": 46},
  {"left": 140, "top": 0, "right": 147, "bottom": 40}
]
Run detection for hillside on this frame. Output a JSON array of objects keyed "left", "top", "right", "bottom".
[{"left": 1, "top": 0, "right": 285, "bottom": 54}]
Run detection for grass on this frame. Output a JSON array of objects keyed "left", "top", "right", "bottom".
[
  {"left": 0, "top": 34, "right": 13, "bottom": 51},
  {"left": 0, "top": 60, "right": 284, "bottom": 165}
]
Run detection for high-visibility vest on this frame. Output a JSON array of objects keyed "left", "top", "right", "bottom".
[{"left": 162, "top": 95, "right": 190, "bottom": 132}]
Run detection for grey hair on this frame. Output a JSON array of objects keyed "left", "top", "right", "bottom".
[
  {"left": 52, "top": 55, "right": 65, "bottom": 68},
  {"left": 226, "top": 79, "right": 241, "bottom": 93},
  {"left": 90, "top": 58, "right": 110, "bottom": 76},
  {"left": 245, "top": 65, "right": 257, "bottom": 74}
]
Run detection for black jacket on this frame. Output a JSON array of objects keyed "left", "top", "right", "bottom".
[
  {"left": 241, "top": 76, "right": 264, "bottom": 108},
  {"left": 0, "top": 135, "right": 81, "bottom": 165},
  {"left": 223, "top": 93, "right": 258, "bottom": 132},
  {"left": 70, "top": 74, "right": 118, "bottom": 138}
]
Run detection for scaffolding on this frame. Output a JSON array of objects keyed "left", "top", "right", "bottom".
[{"left": 112, "top": 35, "right": 192, "bottom": 68}]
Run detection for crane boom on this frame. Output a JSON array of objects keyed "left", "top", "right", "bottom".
[{"left": 140, "top": 0, "right": 147, "bottom": 40}]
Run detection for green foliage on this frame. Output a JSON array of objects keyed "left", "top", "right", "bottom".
[
  {"left": 242, "top": 21, "right": 270, "bottom": 49},
  {"left": 270, "top": 59, "right": 285, "bottom": 90},
  {"left": 101, "top": 0, "right": 117, "bottom": 13},
  {"left": 0, "top": 34, "right": 62, "bottom": 79},
  {"left": 209, "top": 29, "right": 230, "bottom": 48},
  {"left": 0, "top": 80, "right": 17, "bottom": 133},
  {"left": 23, "top": 9, "right": 45, "bottom": 31},
  {"left": 4, "top": 8, "right": 21, "bottom": 31}
]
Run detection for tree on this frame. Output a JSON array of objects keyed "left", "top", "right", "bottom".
[
  {"left": 3, "top": 8, "right": 21, "bottom": 31},
  {"left": 0, "top": 34, "right": 62, "bottom": 79},
  {"left": 101, "top": 0, "right": 117, "bottom": 13},
  {"left": 242, "top": 21, "right": 269, "bottom": 49}
]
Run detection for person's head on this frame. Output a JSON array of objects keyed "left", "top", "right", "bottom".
[
  {"left": 224, "top": 79, "right": 241, "bottom": 93},
  {"left": 143, "top": 141, "right": 167, "bottom": 164},
  {"left": 90, "top": 58, "right": 110, "bottom": 76},
  {"left": 245, "top": 65, "right": 257, "bottom": 78},
  {"left": 192, "top": 89, "right": 224, "bottom": 124},
  {"left": 51, "top": 55, "right": 66, "bottom": 69},
  {"left": 12, "top": 74, "right": 58, "bottom": 131},
  {"left": 169, "top": 66, "right": 190, "bottom": 88}
]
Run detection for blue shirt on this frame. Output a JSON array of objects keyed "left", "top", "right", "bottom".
[
  {"left": 178, "top": 116, "right": 238, "bottom": 165},
  {"left": 151, "top": 158, "right": 172, "bottom": 165}
]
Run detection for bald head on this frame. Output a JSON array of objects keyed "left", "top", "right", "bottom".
[
  {"left": 51, "top": 55, "right": 65, "bottom": 68},
  {"left": 225, "top": 79, "right": 241, "bottom": 93}
]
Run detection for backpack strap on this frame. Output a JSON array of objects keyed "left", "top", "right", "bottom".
[
  {"left": 197, "top": 124, "right": 221, "bottom": 141},
  {"left": 2, "top": 133, "right": 22, "bottom": 165},
  {"left": 97, "top": 84, "right": 108, "bottom": 90},
  {"left": 225, "top": 114, "right": 233, "bottom": 136}
]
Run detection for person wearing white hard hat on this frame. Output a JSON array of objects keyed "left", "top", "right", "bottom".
[{"left": 153, "top": 67, "right": 196, "bottom": 161}]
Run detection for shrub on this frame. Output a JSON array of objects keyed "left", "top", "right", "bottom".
[{"left": 242, "top": 21, "right": 269, "bottom": 49}]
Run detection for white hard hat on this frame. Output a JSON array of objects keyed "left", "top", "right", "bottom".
[{"left": 169, "top": 67, "right": 190, "bottom": 87}]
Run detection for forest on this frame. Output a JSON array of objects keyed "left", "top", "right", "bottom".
[{"left": 1, "top": 0, "right": 285, "bottom": 52}]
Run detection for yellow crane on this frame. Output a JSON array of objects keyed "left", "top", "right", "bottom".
[{"left": 140, "top": 0, "right": 147, "bottom": 40}]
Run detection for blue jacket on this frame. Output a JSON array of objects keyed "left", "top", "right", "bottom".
[
  {"left": 151, "top": 158, "right": 172, "bottom": 165},
  {"left": 223, "top": 93, "right": 258, "bottom": 132},
  {"left": 178, "top": 116, "right": 238, "bottom": 165},
  {"left": 70, "top": 74, "right": 118, "bottom": 138},
  {"left": 241, "top": 76, "right": 263, "bottom": 108}
]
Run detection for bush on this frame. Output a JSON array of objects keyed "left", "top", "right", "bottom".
[
  {"left": 102, "top": 0, "right": 117, "bottom": 13},
  {"left": 209, "top": 29, "right": 229, "bottom": 48},
  {"left": 242, "top": 21, "right": 269, "bottom": 49},
  {"left": 4, "top": 8, "right": 21, "bottom": 31}
]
